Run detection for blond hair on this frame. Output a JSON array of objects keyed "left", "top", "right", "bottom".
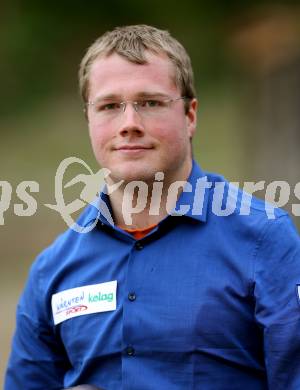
[{"left": 78, "top": 24, "right": 196, "bottom": 110}]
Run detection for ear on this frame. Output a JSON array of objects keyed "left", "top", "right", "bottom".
[
  {"left": 83, "top": 106, "right": 89, "bottom": 122},
  {"left": 186, "top": 98, "right": 198, "bottom": 138}
]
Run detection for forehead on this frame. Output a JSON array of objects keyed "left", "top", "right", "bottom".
[{"left": 88, "top": 52, "right": 179, "bottom": 100}]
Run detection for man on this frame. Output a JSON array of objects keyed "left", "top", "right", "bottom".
[{"left": 5, "top": 24, "right": 300, "bottom": 389}]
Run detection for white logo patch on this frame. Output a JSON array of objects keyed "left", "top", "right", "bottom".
[
  {"left": 51, "top": 280, "right": 117, "bottom": 325},
  {"left": 297, "top": 285, "right": 300, "bottom": 305}
]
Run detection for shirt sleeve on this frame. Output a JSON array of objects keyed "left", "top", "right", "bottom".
[
  {"left": 254, "top": 214, "right": 300, "bottom": 389},
  {"left": 4, "top": 251, "right": 70, "bottom": 390}
]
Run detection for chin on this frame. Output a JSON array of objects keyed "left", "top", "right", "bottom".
[{"left": 110, "top": 166, "right": 156, "bottom": 183}]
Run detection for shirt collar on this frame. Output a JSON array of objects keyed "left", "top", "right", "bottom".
[
  {"left": 80, "top": 190, "right": 114, "bottom": 228},
  {"left": 81, "top": 160, "right": 209, "bottom": 227},
  {"left": 170, "top": 160, "right": 209, "bottom": 223}
]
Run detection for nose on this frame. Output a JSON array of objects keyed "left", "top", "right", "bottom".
[{"left": 118, "top": 102, "right": 145, "bottom": 138}]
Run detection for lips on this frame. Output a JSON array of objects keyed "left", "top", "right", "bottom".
[{"left": 114, "top": 144, "right": 153, "bottom": 151}]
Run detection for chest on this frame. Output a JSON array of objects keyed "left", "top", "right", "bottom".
[{"left": 55, "top": 227, "right": 257, "bottom": 362}]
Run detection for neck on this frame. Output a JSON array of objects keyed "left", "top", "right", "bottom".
[{"left": 107, "top": 161, "right": 193, "bottom": 229}]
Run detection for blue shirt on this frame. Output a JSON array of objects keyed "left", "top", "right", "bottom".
[{"left": 5, "top": 161, "right": 300, "bottom": 390}]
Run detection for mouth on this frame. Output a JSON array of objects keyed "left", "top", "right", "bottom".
[
  {"left": 114, "top": 145, "right": 153, "bottom": 152},
  {"left": 116, "top": 144, "right": 152, "bottom": 150}
]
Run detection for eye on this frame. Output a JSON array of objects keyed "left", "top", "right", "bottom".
[
  {"left": 95, "top": 102, "right": 121, "bottom": 112},
  {"left": 140, "top": 99, "right": 163, "bottom": 108}
]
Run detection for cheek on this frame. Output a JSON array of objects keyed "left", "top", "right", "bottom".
[
  {"left": 88, "top": 127, "right": 111, "bottom": 165},
  {"left": 88, "top": 125, "right": 109, "bottom": 150},
  {"left": 154, "top": 121, "right": 189, "bottom": 148}
]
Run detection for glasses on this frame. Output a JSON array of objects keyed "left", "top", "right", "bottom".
[{"left": 86, "top": 96, "right": 187, "bottom": 123}]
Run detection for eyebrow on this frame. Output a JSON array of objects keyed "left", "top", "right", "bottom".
[{"left": 91, "top": 92, "right": 171, "bottom": 103}]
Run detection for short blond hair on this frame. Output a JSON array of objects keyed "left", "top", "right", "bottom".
[{"left": 78, "top": 24, "right": 196, "bottom": 108}]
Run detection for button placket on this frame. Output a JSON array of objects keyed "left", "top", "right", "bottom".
[
  {"left": 122, "top": 240, "right": 145, "bottom": 364},
  {"left": 128, "top": 292, "right": 136, "bottom": 301},
  {"left": 125, "top": 346, "right": 135, "bottom": 356},
  {"left": 135, "top": 241, "right": 143, "bottom": 250}
]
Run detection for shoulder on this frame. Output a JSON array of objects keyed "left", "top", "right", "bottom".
[
  {"left": 204, "top": 169, "right": 288, "bottom": 218},
  {"left": 200, "top": 169, "right": 298, "bottom": 243},
  {"left": 29, "top": 202, "right": 102, "bottom": 282}
]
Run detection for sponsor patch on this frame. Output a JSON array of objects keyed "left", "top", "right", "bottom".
[{"left": 51, "top": 280, "right": 117, "bottom": 325}]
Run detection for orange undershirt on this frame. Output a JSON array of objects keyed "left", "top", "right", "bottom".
[{"left": 122, "top": 224, "right": 157, "bottom": 240}]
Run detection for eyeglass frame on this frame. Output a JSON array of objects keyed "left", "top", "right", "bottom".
[{"left": 85, "top": 96, "right": 189, "bottom": 116}]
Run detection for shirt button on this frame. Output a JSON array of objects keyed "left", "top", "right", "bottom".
[
  {"left": 128, "top": 292, "right": 136, "bottom": 301},
  {"left": 126, "top": 346, "right": 135, "bottom": 356},
  {"left": 135, "top": 241, "right": 143, "bottom": 250}
]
